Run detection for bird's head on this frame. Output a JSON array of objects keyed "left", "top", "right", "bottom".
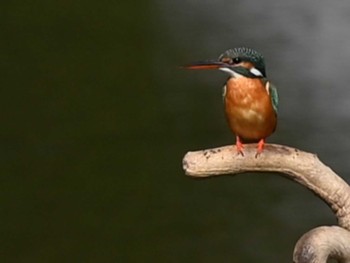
[{"left": 185, "top": 47, "right": 266, "bottom": 78}]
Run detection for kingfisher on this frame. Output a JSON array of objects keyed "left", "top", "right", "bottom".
[{"left": 185, "top": 47, "right": 278, "bottom": 156}]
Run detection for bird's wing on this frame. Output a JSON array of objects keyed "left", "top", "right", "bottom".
[{"left": 265, "top": 80, "right": 279, "bottom": 114}]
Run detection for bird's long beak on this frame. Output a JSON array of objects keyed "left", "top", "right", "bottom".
[
  {"left": 183, "top": 60, "right": 257, "bottom": 78},
  {"left": 183, "top": 60, "right": 227, "bottom": 70}
]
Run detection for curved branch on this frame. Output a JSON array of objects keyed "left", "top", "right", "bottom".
[
  {"left": 293, "top": 226, "right": 350, "bottom": 263},
  {"left": 182, "top": 143, "right": 350, "bottom": 230}
]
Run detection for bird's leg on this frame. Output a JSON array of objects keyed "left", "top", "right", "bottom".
[
  {"left": 255, "top": 138, "right": 265, "bottom": 157},
  {"left": 235, "top": 136, "right": 244, "bottom": 156}
]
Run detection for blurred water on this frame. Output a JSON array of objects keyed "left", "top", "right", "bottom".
[{"left": 1, "top": 1, "right": 350, "bottom": 262}]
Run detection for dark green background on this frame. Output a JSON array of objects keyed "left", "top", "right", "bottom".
[{"left": 2, "top": 1, "right": 349, "bottom": 262}]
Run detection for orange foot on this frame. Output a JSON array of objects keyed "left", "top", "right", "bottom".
[
  {"left": 235, "top": 136, "right": 244, "bottom": 156},
  {"left": 255, "top": 138, "right": 265, "bottom": 157}
]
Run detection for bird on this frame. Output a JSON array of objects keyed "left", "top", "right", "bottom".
[{"left": 185, "top": 47, "right": 278, "bottom": 156}]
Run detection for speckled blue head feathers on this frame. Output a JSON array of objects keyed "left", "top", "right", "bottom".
[{"left": 219, "top": 47, "right": 266, "bottom": 77}]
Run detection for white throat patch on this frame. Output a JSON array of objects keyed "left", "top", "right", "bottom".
[
  {"left": 219, "top": 68, "right": 243, "bottom": 78},
  {"left": 219, "top": 67, "right": 263, "bottom": 78}
]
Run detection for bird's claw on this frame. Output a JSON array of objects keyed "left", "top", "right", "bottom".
[
  {"left": 255, "top": 139, "right": 265, "bottom": 158},
  {"left": 235, "top": 136, "right": 244, "bottom": 156}
]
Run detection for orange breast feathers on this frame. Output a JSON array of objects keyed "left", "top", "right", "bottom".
[{"left": 224, "top": 77, "right": 277, "bottom": 142}]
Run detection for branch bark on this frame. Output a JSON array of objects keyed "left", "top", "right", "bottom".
[
  {"left": 293, "top": 226, "right": 350, "bottom": 263},
  {"left": 182, "top": 143, "right": 350, "bottom": 262}
]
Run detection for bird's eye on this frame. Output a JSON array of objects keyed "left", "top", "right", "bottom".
[
  {"left": 221, "top": 57, "right": 242, "bottom": 64},
  {"left": 232, "top": 57, "right": 241, "bottom": 64}
]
